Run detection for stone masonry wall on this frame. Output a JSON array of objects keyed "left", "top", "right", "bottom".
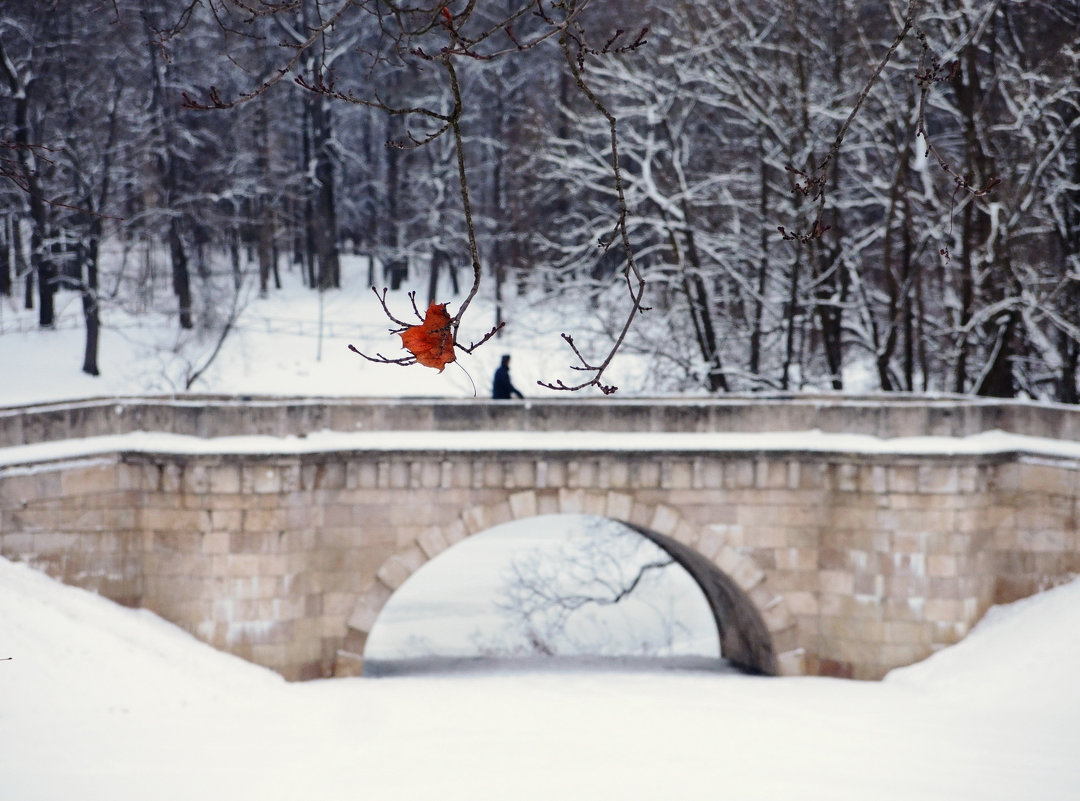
[{"left": 2, "top": 444, "right": 1077, "bottom": 681}]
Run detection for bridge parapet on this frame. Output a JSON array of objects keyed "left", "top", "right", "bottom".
[{"left": 4, "top": 394, "right": 1080, "bottom": 447}]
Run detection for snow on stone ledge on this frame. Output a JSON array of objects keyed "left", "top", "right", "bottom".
[{"left": 3, "top": 427, "right": 1080, "bottom": 471}]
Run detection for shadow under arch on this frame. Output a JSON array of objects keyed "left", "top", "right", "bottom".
[
  {"left": 336, "top": 492, "right": 798, "bottom": 678},
  {"left": 626, "top": 523, "right": 776, "bottom": 675}
]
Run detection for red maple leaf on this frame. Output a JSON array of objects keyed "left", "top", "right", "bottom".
[{"left": 400, "top": 302, "right": 456, "bottom": 371}]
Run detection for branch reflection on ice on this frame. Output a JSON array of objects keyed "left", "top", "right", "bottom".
[{"left": 364, "top": 514, "right": 723, "bottom": 676}]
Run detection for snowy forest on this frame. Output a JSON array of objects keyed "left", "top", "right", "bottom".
[{"left": 1, "top": 0, "right": 1079, "bottom": 399}]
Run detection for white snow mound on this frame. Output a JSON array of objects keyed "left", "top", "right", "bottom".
[{"left": 886, "top": 575, "right": 1080, "bottom": 708}]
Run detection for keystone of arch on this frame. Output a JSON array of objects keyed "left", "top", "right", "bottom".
[{"left": 339, "top": 490, "right": 802, "bottom": 677}]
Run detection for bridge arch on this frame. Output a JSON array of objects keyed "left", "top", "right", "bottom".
[{"left": 336, "top": 489, "right": 802, "bottom": 676}]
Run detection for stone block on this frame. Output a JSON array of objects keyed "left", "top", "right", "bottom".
[
  {"left": 662, "top": 460, "right": 693, "bottom": 489},
  {"left": 887, "top": 466, "right": 919, "bottom": 494},
  {"left": 698, "top": 460, "right": 724, "bottom": 489},
  {"left": 376, "top": 545, "right": 426, "bottom": 590},
  {"left": 766, "top": 569, "right": 819, "bottom": 593},
  {"left": 987, "top": 462, "right": 1021, "bottom": 492},
  {"left": 489, "top": 500, "right": 514, "bottom": 528},
  {"left": 416, "top": 526, "right": 450, "bottom": 559},
  {"left": 795, "top": 461, "right": 827, "bottom": 490},
  {"left": 774, "top": 547, "right": 818, "bottom": 572},
  {"left": 481, "top": 461, "right": 503, "bottom": 489},
  {"left": 853, "top": 571, "right": 885, "bottom": 599},
  {"left": 1018, "top": 528, "right": 1069, "bottom": 552},
  {"left": 607, "top": 460, "right": 631, "bottom": 489},
  {"left": 760, "top": 596, "right": 793, "bottom": 631},
  {"left": 314, "top": 462, "right": 347, "bottom": 491},
  {"left": 957, "top": 465, "right": 980, "bottom": 493},
  {"left": 774, "top": 648, "right": 807, "bottom": 677},
  {"left": 251, "top": 466, "right": 283, "bottom": 494},
  {"left": 918, "top": 465, "right": 958, "bottom": 494},
  {"left": 507, "top": 460, "right": 535, "bottom": 489},
  {"left": 1019, "top": 463, "right": 1074, "bottom": 496},
  {"left": 694, "top": 527, "right": 725, "bottom": 560},
  {"left": 784, "top": 591, "right": 818, "bottom": 616},
  {"left": 819, "top": 569, "right": 854, "bottom": 594},
  {"left": 634, "top": 461, "right": 661, "bottom": 488},
  {"left": 180, "top": 463, "right": 211, "bottom": 495},
  {"left": 347, "top": 461, "right": 378, "bottom": 489},
  {"left": 229, "top": 530, "right": 284, "bottom": 555},
  {"left": 531, "top": 491, "right": 556, "bottom": 516},
  {"left": 388, "top": 461, "right": 410, "bottom": 489},
  {"left": 729, "top": 555, "right": 765, "bottom": 591},
  {"left": 744, "top": 526, "right": 789, "bottom": 549},
  {"left": 923, "top": 598, "right": 964, "bottom": 623},
  {"left": 834, "top": 463, "right": 859, "bottom": 492},
  {"left": 120, "top": 463, "right": 160, "bottom": 492},
  {"left": 822, "top": 614, "right": 885, "bottom": 643},
  {"left": 649, "top": 504, "right": 679, "bottom": 536},
  {"left": 462, "top": 505, "right": 489, "bottom": 534},
  {"left": 891, "top": 530, "right": 929, "bottom": 554},
  {"left": 347, "top": 582, "right": 393, "bottom": 633},
  {"left": 418, "top": 460, "right": 442, "bottom": 489},
  {"left": 887, "top": 573, "right": 929, "bottom": 598},
  {"left": 859, "top": 465, "right": 888, "bottom": 495},
  {"left": 604, "top": 491, "right": 633, "bottom": 522},
  {"left": 723, "top": 460, "right": 754, "bottom": 489},
  {"left": 324, "top": 503, "right": 355, "bottom": 529},
  {"left": 926, "top": 554, "right": 958, "bottom": 577},
  {"left": 443, "top": 519, "right": 468, "bottom": 546},
  {"left": 508, "top": 490, "right": 537, "bottom": 520},
  {"left": 548, "top": 488, "right": 579, "bottom": 515},
  {"left": 60, "top": 463, "right": 118, "bottom": 497},
  {"left": 544, "top": 461, "right": 566, "bottom": 488},
  {"left": 569, "top": 460, "right": 598, "bottom": 489},
  {"left": 671, "top": 520, "right": 700, "bottom": 549}
]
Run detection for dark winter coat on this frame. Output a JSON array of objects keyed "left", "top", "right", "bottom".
[{"left": 492, "top": 365, "right": 523, "bottom": 399}]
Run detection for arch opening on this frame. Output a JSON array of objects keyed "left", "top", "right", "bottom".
[{"left": 359, "top": 513, "right": 773, "bottom": 676}]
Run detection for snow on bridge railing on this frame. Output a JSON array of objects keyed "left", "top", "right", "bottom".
[{"left": 2, "top": 393, "right": 1080, "bottom": 450}]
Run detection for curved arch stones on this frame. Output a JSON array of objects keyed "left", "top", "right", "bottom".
[{"left": 336, "top": 489, "right": 802, "bottom": 677}]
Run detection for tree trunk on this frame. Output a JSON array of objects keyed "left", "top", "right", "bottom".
[
  {"left": 782, "top": 252, "right": 802, "bottom": 390},
  {"left": 80, "top": 229, "right": 101, "bottom": 376},
  {"left": 678, "top": 228, "right": 728, "bottom": 393},
  {"left": 256, "top": 106, "right": 274, "bottom": 297},
  {"left": 750, "top": 145, "right": 768, "bottom": 380},
  {"left": 146, "top": 29, "right": 193, "bottom": 330},
  {"left": 168, "top": 219, "right": 193, "bottom": 329},
  {"left": 309, "top": 95, "right": 340, "bottom": 290},
  {"left": 34, "top": 229, "right": 55, "bottom": 328},
  {"left": 975, "top": 309, "right": 1017, "bottom": 398},
  {"left": 0, "top": 215, "right": 10, "bottom": 297},
  {"left": 427, "top": 249, "right": 443, "bottom": 307},
  {"left": 953, "top": 200, "right": 977, "bottom": 393}
]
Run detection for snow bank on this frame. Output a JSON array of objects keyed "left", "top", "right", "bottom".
[
  {"left": 2, "top": 555, "right": 1079, "bottom": 801},
  {"left": 886, "top": 576, "right": 1080, "bottom": 710},
  {"left": 0, "top": 556, "right": 283, "bottom": 717}
]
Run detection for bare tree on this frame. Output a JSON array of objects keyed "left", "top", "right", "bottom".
[{"left": 493, "top": 518, "right": 688, "bottom": 657}]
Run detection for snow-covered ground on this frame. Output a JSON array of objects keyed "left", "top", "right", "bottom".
[
  {"left": 1, "top": 554, "right": 1078, "bottom": 801},
  {"left": 0, "top": 255, "right": 656, "bottom": 404}
]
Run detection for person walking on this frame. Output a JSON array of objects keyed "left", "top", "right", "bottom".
[{"left": 492, "top": 354, "right": 524, "bottom": 399}]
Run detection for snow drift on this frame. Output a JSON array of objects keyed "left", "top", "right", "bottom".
[{"left": 1, "top": 555, "right": 1078, "bottom": 801}]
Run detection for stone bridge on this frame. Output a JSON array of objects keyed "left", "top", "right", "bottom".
[{"left": 1, "top": 395, "right": 1078, "bottom": 680}]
